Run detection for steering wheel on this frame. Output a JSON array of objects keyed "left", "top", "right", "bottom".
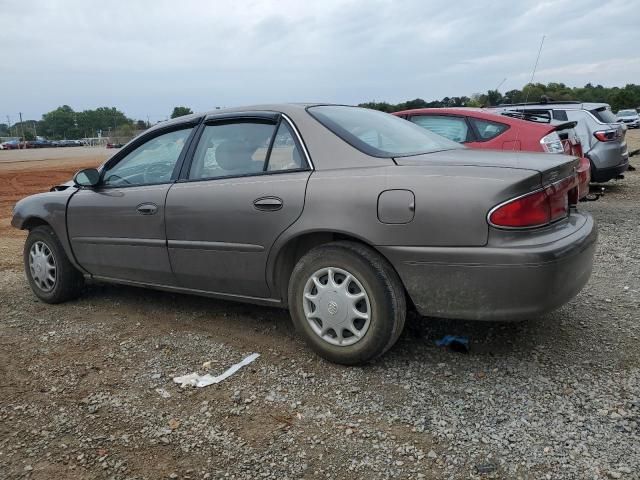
[{"left": 144, "top": 162, "right": 174, "bottom": 184}]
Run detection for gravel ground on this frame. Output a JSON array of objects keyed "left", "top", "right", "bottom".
[{"left": 1, "top": 134, "right": 639, "bottom": 479}]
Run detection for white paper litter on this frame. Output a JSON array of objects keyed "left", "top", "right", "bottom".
[{"left": 173, "top": 353, "right": 260, "bottom": 388}]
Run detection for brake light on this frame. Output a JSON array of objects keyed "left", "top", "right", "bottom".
[
  {"left": 489, "top": 176, "right": 578, "bottom": 228},
  {"left": 593, "top": 130, "right": 618, "bottom": 142},
  {"left": 540, "top": 131, "right": 564, "bottom": 153}
]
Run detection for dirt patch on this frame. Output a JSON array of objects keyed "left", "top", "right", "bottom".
[{"left": 1, "top": 135, "right": 639, "bottom": 479}]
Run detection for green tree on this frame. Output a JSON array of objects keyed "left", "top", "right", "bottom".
[{"left": 171, "top": 106, "right": 193, "bottom": 119}]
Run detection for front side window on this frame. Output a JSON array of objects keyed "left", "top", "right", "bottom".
[
  {"left": 469, "top": 118, "right": 509, "bottom": 140},
  {"left": 409, "top": 115, "right": 470, "bottom": 143},
  {"left": 307, "top": 106, "right": 462, "bottom": 157},
  {"left": 102, "top": 128, "right": 193, "bottom": 186}
]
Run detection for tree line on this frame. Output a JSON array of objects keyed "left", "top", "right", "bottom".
[
  {"left": 359, "top": 82, "right": 640, "bottom": 114},
  {"left": 2, "top": 83, "right": 639, "bottom": 139},
  {"left": 0, "top": 105, "right": 194, "bottom": 140}
]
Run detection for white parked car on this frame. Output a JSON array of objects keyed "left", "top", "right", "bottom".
[{"left": 616, "top": 109, "right": 640, "bottom": 129}]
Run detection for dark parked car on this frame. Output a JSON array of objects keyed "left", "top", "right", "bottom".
[
  {"left": 12, "top": 104, "right": 597, "bottom": 364},
  {"left": 106, "top": 142, "right": 123, "bottom": 149},
  {"left": 0, "top": 140, "right": 20, "bottom": 150}
]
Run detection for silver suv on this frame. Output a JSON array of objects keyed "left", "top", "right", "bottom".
[{"left": 492, "top": 102, "right": 629, "bottom": 183}]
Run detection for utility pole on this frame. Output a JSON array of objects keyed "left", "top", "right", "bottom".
[
  {"left": 18, "top": 112, "right": 25, "bottom": 148},
  {"left": 6, "top": 115, "right": 11, "bottom": 137},
  {"left": 33, "top": 121, "right": 37, "bottom": 138}
]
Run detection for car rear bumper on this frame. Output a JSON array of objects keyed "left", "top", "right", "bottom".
[
  {"left": 378, "top": 213, "right": 597, "bottom": 321},
  {"left": 590, "top": 157, "right": 629, "bottom": 182}
]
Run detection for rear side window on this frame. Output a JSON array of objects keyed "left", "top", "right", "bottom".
[
  {"left": 552, "top": 110, "right": 568, "bottom": 121},
  {"left": 469, "top": 118, "right": 508, "bottom": 141},
  {"left": 590, "top": 107, "right": 617, "bottom": 123},
  {"left": 188, "top": 120, "right": 305, "bottom": 180},
  {"left": 409, "top": 115, "right": 470, "bottom": 143},
  {"left": 266, "top": 122, "right": 304, "bottom": 172},
  {"left": 307, "top": 105, "right": 462, "bottom": 157},
  {"left": 188, "top": 122, "right": 275, "bottom": 180}
]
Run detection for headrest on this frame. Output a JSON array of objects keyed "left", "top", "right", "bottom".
[{"left": 215, "top": 140, "right": 254, "bottom": 171}]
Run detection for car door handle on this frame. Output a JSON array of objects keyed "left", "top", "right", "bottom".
[
  {"left": 253, "top": 196, "right": 283, "bottom": 211},
  {"left": 136, "top": 203, "right": 158, "bottom": 215}
]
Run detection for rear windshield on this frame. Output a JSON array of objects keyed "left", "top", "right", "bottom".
[
  {"left": 590, "top": 107, "right": 617, "bottom": 123},
  {"left": 307, "top": 105, "right": 462, "bottom": 157},
  {"left": 617, "top": 110, "right": 637, "bottom": 116}
]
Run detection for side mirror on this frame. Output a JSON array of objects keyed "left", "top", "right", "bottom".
[{"left": 73, "top": 168, "right": 100, "bottom": 187}]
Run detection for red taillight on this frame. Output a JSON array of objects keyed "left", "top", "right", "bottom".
[
  {"left": 489, "top": 176, "right": 578, "bottom": 228},
  {"left": 593, "top": 130, "right": 618, "bottom": 142}
]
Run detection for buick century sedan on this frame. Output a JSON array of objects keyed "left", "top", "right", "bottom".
[{"left": 12, "top": 104, "right": 597, "bottom": 364}]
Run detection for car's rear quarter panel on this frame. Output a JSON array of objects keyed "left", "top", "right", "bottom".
[{"left": 279, "top": 164, "right": 542, "bottom": 248}]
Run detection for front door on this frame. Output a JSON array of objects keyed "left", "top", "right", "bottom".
[
  {"left": 165, "top": 116, "right": 311, "bottom": 299},
  {"left": 67, "top": 125, "right": 196, "bottom": 284}
]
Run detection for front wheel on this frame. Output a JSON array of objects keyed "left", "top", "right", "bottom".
[
  {"left": 24, "top": 226, "right": 85, "bottom": 303},
  {"left": 288, "top": 241, "right": 406, "bottom": 365}
]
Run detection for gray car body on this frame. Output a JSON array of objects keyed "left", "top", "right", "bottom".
[
  {"left": 12, "top": 104, "right": 597, "bottom": 321},
  {"left": 491, "top": 102, "right": 629, "bottom": 182}
]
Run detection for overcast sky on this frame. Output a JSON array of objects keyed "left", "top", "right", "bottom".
[{"left": 1, "top": 0, "right": 639, "bottom": 122}]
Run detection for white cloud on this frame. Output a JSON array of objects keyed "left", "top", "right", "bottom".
[{"left": 0, "top": 0, "right": 638, "bottom": 120}]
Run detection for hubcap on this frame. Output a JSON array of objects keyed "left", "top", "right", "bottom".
[
  {"left": 302, "top": 267, "right": 371, "bottom": 346},
  {"left": 29, "top": 241, "right": 56, "bottom": 292}
]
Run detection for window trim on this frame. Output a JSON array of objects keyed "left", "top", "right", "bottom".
[
  {"left": 97, "top": 120, "right": 202, "bottom": 189},
  {"left": 406, "top": 114, "right": 477, "bottom": 143},
  {"left": 176, "top": 114, "right": 313, "bottom": 184}
]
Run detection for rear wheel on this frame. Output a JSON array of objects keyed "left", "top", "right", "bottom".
[
  {"left": 288, "top": 241, "right": 406, "bottom": 365},
  {"left": 24, "top": 226, "right": 84, "bottom": 303}
]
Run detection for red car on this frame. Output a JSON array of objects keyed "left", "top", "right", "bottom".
[{"left": 393, "top": 107, "right": 591, "bottom": 200}]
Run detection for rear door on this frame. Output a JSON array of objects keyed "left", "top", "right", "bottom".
[
  {"left": 67, "top": 123, "right": 198, "bottom": 285},
  {"left": 165, "top": 114, "right": 311, "bottom": 299}
]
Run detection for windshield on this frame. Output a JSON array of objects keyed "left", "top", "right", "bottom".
[
  {"left": 307, "top": 105, "right": 462, "bottom": 157},
  {"left": 617, "top": 110, "right": 637, "bottom": 116}
]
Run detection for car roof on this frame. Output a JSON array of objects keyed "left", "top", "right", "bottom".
[
  {"left": 148, "top": 103, "right": 322, "bottom": 132},
  {"left": 496, "top": 102, "right": 610, "bottom": 110}
]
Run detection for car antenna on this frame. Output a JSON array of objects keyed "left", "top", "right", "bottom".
[{"left": 512, "top": 34, "right": 546, "bottom": 151}]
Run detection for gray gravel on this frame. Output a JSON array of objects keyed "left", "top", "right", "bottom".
[{"left": 1, "top": 156, "right": 638, "bottom": 479}]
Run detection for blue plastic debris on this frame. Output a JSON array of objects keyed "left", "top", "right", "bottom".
[{"left": 435, "top": 335, "right": 469, "bottom": 353}]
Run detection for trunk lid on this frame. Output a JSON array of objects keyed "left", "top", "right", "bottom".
[{"left": 394, "top": 148, "right": 579, "bottom": 185}]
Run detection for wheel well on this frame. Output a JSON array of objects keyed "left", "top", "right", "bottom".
[
  {"left": 22, "top": 217, "right": 50, "bottom": 231},
  {"left": 272, "top": 232, "right": 412, "bottom": 308}
]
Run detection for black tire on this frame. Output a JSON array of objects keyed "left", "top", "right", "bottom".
[
  {"left": 288, "top": 241, "right": 406, "bottom": 365},
  {"left": 23, "top": 225, "right": 84, "bottom": 303}
]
